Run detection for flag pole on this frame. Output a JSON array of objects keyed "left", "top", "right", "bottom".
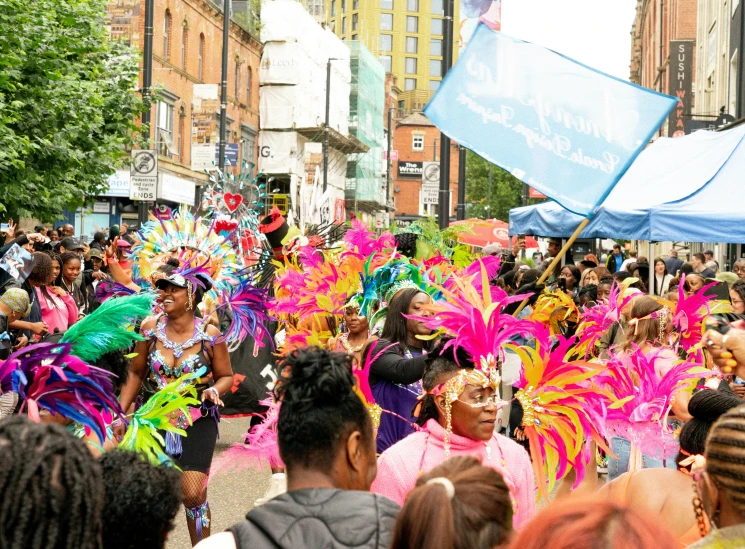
[{"left": 512, "top": 217, "right": 591, "bottom": 317}]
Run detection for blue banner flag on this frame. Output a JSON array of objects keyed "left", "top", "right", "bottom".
[{"left": 424, "top": 24, "right": 677, "bottom": 217}]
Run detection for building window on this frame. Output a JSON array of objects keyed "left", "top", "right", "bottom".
[
  {"left": 241, "top": 126, "right": 257, "bottom": 168},
  {"left": 430, "top": 38, "right": 442, "bottom": 56},
  {"left": 381, "top": 0, "right": 393, "bottom": 8},
  {"left": 381, "top": 55, "right": 392, "bottom": 72},
  {"left": 246, "top": 67, "right": 252, "bottom": 107},
  {"left": 181, "top": 27, "right": 188, "bottom": 71},
  {"left": 352, "top": 13, "right": 358, "bottom": 30},
  {"left": 432, "top": 0, "right": 443, "bottom": 13},
  {"left": 405, "top": 78, "right": 416, "bottom": 90},
  {"left": 235, "top": 62, "right": 241, "bottom": 100},
  {"left": 398, "top": 99, "right": 405, "bottom": 111},
  {"left": 331, "top": 1, "right": 336, "bottom": 15},
  {"left": 405, "top": 57, "right": 417, "bottom": 74},
  {"left": 156, "top": 100, "right": 175, "bottom": 157},
  {"left": 352, "top": 34, "right": 358, "bottom": 40},
  {"left": 431, "top": 18, "right": 443, "bottom": 35},
  {"left": 412, "top": 134, "right": 424, "bottom": 150},
  {"left": 406, "top": 15, "right": 418, "bottom": 32},
  {"left": 429, "top": 79, "right": 440, "bottom": 91},
  {"left": 198, "top": 34, "right": 205, "bottom": 80},
  {"left": 380, "top": 13, "right": 393, "bottom": 30},
  {"left": 342, "top": 0, "right": 346, "bottom": 11},
  {"left": 178, "top": 106, "right": 186, "bottom": 159},
  {"left": 406, "top": 36, "right": 418, "bottom": 53},
  {"left": 407, "top": 0, "right": 419, "bottom": 11},
  {"left": 380, "top": 34, "right": 392, "bottom": 50},
  {"left": 163, "top": 10, "right": 172, "bottom": 61},
  {"left": 430, "top": 59, "right": 442, "bottom": 77},
  {"left": 353, "top": 0, "right": 359, "bottom": 8},
  {"left": 342, "top": 16, "right": 347, "bottom": 33}
]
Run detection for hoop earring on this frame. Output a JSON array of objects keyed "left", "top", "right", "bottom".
[{"left": 692, "top": 480, "right": 709, "bottom": 537}]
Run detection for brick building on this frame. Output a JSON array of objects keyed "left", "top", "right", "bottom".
[
  {"left": 63, "top": 0, "right": 263, "bottom": 235},
  {"left": 145, "top": 0, "right": 262, "bottom": 191},
  {"left": 629, "top": 0, "right": 698, "bottom": 136},
  {"left": 390, "top": 112, "right": 458, "bottom": 222}
]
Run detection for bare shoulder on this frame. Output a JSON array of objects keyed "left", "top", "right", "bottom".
[
  {"left": 205, "top": 323, "right": 222, "bottom": 338},
  {"left": 194, "top": 531, "right": 236, "bottom": 549},
  {"left": 140, "top": 316, "right": 158, "bottom": 332}
]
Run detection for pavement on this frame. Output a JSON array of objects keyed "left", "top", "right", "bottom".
[{"left": 166, "top": 416, "right": 271, "bottom": 549}]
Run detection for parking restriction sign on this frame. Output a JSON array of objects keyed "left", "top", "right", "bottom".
[{"left": 130, "top": 149, "right": 158, "bottom": 201}]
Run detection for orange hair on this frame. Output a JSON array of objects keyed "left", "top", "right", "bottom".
[{"left": 507, "top": 498, "right": 677, "bottom": 549}]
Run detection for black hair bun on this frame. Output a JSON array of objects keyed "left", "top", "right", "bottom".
[
  {"left": 427, "top": 339, "right": 474, "bottom": 369},
  {"left": 165, "top": 257, "right": 180, "bottom": 268},
  {"left": 277, "top": 347, "right": 355, "bottom": 410},
  {"left": 688, "top": 389, "right": 744, "bottom": 422}
]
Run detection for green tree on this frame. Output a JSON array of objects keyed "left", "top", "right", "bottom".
[
  {"left": 464, "top": 151, "right": 524, "bottom": 221},
  {"left": 0, "top": 0, "right": 146, "bottom": 222}
]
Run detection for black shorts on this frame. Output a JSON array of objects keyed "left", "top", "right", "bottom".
[{"left": 175, "top": 409, "right": 219, "bottom": 474}]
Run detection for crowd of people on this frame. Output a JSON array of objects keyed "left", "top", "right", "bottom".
[{"left": 3, "top": 209, "right": 745, "bottom": 549}]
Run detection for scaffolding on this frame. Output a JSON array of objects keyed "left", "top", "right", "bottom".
[{"left": 345, "top": 41, "right": 386, "bottom": 210}]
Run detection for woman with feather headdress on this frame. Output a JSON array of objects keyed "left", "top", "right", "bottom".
[
  {"left": 604, "top": 296, "right": 711, "bottom": 480},
  {"left": 115, "top": 263, "right": 234, "bottom": 546}
]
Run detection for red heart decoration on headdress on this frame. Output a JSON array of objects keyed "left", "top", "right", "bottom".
[{"left": 223, "top": 193, "right": 244, "bottom": 213}]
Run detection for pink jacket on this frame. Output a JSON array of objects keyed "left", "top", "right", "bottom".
[
  {"left": 371, "top": 419, "right": 536, "bottom": 528},
  {"left": 36, "top": 287, "right": 78, "bottom": 334}
]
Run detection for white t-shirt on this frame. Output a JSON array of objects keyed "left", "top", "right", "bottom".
[{"left": 620, "top": 258, "right": 637, "bottom": 272}]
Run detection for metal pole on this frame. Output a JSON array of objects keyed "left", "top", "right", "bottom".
[
  {"left": 456, "top": 146, "right": 466, "bottom": 220},
  {"left": 522, "top": 182, "right": 528, "bottom": 206},
  {"left": 139, "top": 0, "right": 155, "bottom": 226},
  {"left": 438, "top": 0, "right": 454, "bottom": 230},
  {"left": 218, "top": 0, "right": 231, "bottom": 171},
  {"left": 386, "top": 107, "right": 392, "bottom": 206},
  {"left": 323, "top": 59, "right": 332, "bottom": 192}
]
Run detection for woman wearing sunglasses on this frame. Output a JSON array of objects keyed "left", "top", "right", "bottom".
[{"left": 371, "top": 342, "right": 536, "bottom": 528}]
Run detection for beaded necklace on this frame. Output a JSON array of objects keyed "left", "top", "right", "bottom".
[
  {"left": 339, "top": 331, "right": 369, "bottom": 353},
  {"left": 155, "top": 316, "right": 210, "bottom": 359}
]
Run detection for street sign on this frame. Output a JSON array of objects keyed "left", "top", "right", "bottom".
[
  {"left": 421, "top": 162, "right": 440, "bottom": 205},
  {"left": 422, "top": 184, "right": 439, "bottom": 204},
  {"left": 130, "top": 149, "right": 157, "bottom": 201},
  {"left": 422, "top": 161, "right": 440, "bottom": 185},
  {"left": 215, "top": 143, "right": 240, "bottom": 166}
]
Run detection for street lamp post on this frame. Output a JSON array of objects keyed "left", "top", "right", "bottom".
[
  {"left": 218, "top": 0, "right": 231, "bottom": 171},
  {"left": 438, "top": 0, "right": 454, "bottom": 230},
  {"left": 138, "top": 0, "right": 155, "bottom": 227}
]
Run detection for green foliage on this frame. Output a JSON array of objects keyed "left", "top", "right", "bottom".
[
  {"left": 232, "top": 0, "right": 263, "bottom": 37},
  {"left": 0, "top": 0, "right": 146, "bottom": 222},
  {"left": 464, "top": 151, "right": 525, "bottom": 221}
]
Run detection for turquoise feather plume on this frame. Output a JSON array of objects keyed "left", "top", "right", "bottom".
[{"left": 60, "top": 293, "right": 156, "bottom": 363}]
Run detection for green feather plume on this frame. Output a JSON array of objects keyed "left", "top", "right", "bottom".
[
  {"left": 119, "top": 369, "right": 203, "bottom": 466},
  {"left": 60, "top": 293, "right": 156, "bottom": 363}
]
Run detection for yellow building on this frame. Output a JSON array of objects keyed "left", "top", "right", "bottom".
[{"left": 325, "top": 0, "right": 460, "bottom": 112}]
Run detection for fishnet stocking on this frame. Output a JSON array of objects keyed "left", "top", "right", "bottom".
[{"left": 182, "top": 470, "right": 210, "bottom": 546}]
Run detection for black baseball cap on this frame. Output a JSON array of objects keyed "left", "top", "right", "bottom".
[{"left": 60, "top": 237, "right": 84, "bottom": 251}]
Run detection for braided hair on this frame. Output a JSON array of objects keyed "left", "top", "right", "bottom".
[
  {"left": 394, "top": 233, "right": 419, "bottom": 258},
  {"left": 0, "top": 416, "right": 103, "bottom": 549},
  {"left": 703, "top": 403, "right": 745, "bottom": 509}
]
